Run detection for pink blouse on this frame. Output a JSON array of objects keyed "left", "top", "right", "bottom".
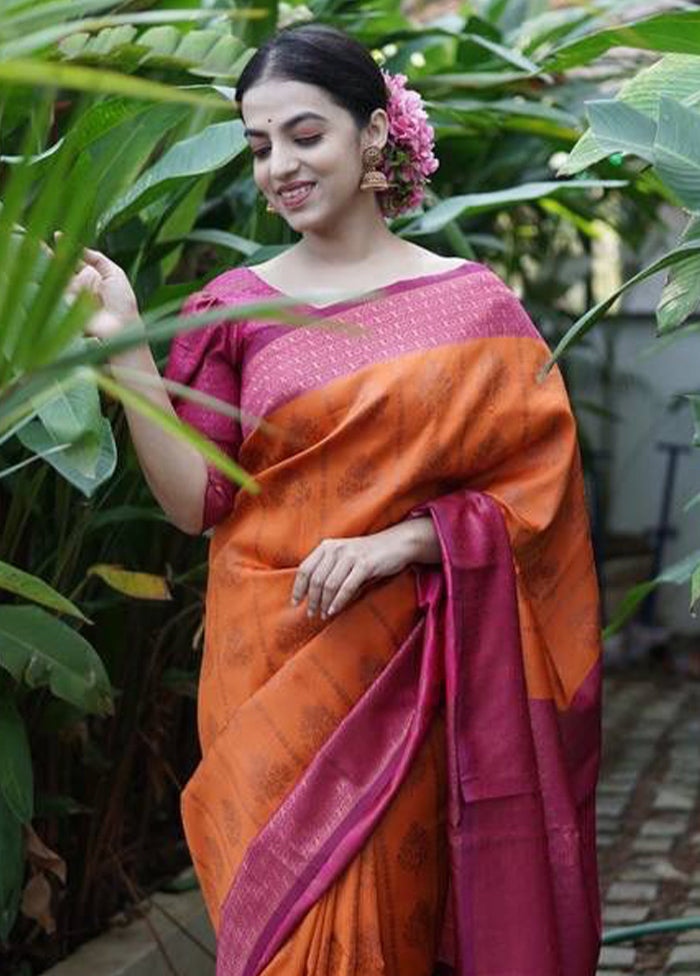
[{"left": 163, "top": 289, "right": 243, "bottom": 532}]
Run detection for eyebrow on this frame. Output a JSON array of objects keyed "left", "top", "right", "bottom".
[{"left": 243, "top": 111, "right": 328, "bottom": 138}]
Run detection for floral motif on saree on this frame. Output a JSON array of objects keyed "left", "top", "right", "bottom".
[{"left": 164, "top": 262, "right": 602, "bottom": 976}]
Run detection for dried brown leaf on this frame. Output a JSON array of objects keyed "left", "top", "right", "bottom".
[
  {"left": 21, "top": 872, "right": 55, "bottom": 935},
  {"left": 24, "top": 824, "right": 67, "bottom": 884}
]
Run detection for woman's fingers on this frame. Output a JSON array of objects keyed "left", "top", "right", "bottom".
[
  {"left": 64, "top": 266, "right": 101, "bottom": 305},
  {"left": 81, "top": 246, "right": 119, "bottom": 280},
  {"left": 319, "top": 559, "right": 352, "bottom": 617},
  {"left": 304, "top": 549, "right": 338, "bottom": 617},
  {"left": 291, "top": 548, "right": 323, "bottom": 606},
  {"left": 54, "top": 232, "right": 113, "bottom": 275},
  {"left": 326, "top": 567, "right": 365, "bottom": 617}
]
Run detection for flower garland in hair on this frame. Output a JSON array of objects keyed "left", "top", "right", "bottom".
[{"left": 379, "top": 70, "right": 439, "bottom": 218}]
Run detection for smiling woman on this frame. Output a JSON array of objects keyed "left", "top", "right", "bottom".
[{"left": 160, "top": 22, "right": 604, "bottom": 976}]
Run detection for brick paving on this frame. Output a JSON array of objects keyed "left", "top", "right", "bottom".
[{"left": 596, "top": 675, "right": 700, "bottom": 975}]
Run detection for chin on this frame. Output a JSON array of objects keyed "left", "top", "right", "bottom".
[{"left": 284, "top": 208, "right": 333, "bottom": 234}]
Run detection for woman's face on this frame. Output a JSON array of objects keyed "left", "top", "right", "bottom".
[{"left": 241, "top": 78, "right": 383, "bottom": 232}]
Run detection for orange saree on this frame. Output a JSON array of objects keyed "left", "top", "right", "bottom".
[{"left": 164, "top": 261, "right": 602, "bottom": 976}]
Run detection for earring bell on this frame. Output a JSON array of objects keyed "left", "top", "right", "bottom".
[
  {"left": 265, "top": 200, "right": 276, "bottom": 213},
  {"left": 359, "top": 146, "right": 388, "bottom": 192}
]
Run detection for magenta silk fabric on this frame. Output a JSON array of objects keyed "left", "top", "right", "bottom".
[{"left": 214, "top": 490, "right": 601, "bottom": 976}]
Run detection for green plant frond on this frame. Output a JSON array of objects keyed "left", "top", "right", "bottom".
[
  {"left": 0, "top": 561, "right": 89, "bottom": 621},
  {"left": 0, "top": 8, "right": 264, "bottom": 60},
  {"left": 403, "top": 179, "right": 626, "bottom": 236},
  {"left": 0, "top": 605, "right": 113, "bottom": 715},
  {"left": 657, "top": 214, "right": 700, "bottom": 333},
  {"left": 0, "top": 686, "right": 33, "bottom": 824},
  {"left": 97, "top": 119, "right": 248, "bottom": 234},
  {"left": 544, "top": 238, "right": 700, "bottom": 371},
  {"left": 560, "top": 53, "right": 700, "bottom": 176},
  {"left": 544, "top": 9, "right": 700, "bottom": 73},
  {"left": 604, "top": 546, "right": 700, "bottom": 636},
  {"left": 90, "top": 368, "right": 260, "bottom": 495},
  {"left": 0, "top": 59, "right": 234, "bottom": 109}
]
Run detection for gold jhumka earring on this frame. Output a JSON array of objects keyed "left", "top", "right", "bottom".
[
  {"left": 359, "top": 146, "right": 388, "bottom": 192},
  {"left": 265, "top": 199, "right": 276, "bottom": 213}
]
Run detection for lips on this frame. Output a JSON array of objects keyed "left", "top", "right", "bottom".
[{"left": 277, "top": 182, "right": 315, "bottom": 209}]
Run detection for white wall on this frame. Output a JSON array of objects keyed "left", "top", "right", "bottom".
[{"left": 575, "top": 247, "right": 700, "bottom": 634}]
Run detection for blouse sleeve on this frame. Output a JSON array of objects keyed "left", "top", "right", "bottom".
[{"left": 163, "top": 290, "right": 242, "bottom": 533}]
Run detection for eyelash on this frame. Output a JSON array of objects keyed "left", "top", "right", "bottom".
[{"left": 252, "top": 135, "right": 322, "bottom": 159}]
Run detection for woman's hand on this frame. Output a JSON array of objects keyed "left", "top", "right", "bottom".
[
  {"left": 291, "top": 517, "right": 440, "bottom": 618},
  {"left": 55, "top": 232, "right": 141, "bottom": 341}
]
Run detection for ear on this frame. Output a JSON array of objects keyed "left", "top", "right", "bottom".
[{"left": 362, "top": 108, "right": 389, "bottom": 151}]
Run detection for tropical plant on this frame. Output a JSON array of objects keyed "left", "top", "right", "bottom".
[
  {"left": 546, "top": 47, "right": 700, "bottom": 629},
  {"left": 1, "top": 0, "right": 695, "bottom": 971}
]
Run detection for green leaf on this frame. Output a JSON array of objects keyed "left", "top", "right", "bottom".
[
  {"left": 586, "top": 99, "right": 656, "bottom": 162},
  {"left": 657, "top": 216, "right": 700, "bottom": 333},
  {"left": 92, "top": 368, "right": 259, "bottom": 495},
  {"left": 98, "top": 119, "right": 247, "bottom": 232},
  {"left": 81, "top": 101, "right": 192, "bottom": 227},
  {"left": 431, "top": 96, "right": 578, "bottom": 139},
  {"left": 0, "top": 58, "right": 231, "bottom": 109},
  {"left": 0, "top": 0, "right": 120, "bottom": 33},
  {"left": 17, "top": 414, "right": 116, "bottom": 497},
  {"left": 0, "top": 293, "right": 326, "bottom": 436},
  {"left": 604, "top": 547, "right": 700, "bottom": 636},
  {"left": 545, "top": 238, "right": 700, "bottom": 369},
  {"left": 0, "top": 685, "right": 33, "bottom": 824},
  {"left": 512, "top": 6, "right": 593, "bottom": 57},
  {"left": 653, "top": 96, "right": 700, "bottom": 211},
  {"left": 0, "top": 791, "right": 23, "bottom": 942},
  {"left": 691, "top": 564, "right": 700, "bottom": 616},
  {"left": 560, "top": 54, "right": 700, "bottom": 176},
  {"left": 0, "top": 8, "right": 256, "bottom": 59},
  {"left": 0, "top": 606, "right": 113, "bottom": 716},
  {"left": 0, "top": 561, "right": 89, "bottom": 621},
  {"left": 545, "top": 9, "right": 700, "bottom": 72},
  {"left": 462, "top": 32, "right": 542, "bottom": 74},
  {"left": 16, "top": 363, "right": 117, "bottom": 497},
  {"left": 403, "top": 179, "right": 626, "bottom": 235},
  {"left": 417, "top": 69, "right": 535, "bottom": 90},
  {"left": 184, "top": 228, "right": 259, "bottom": 257}
]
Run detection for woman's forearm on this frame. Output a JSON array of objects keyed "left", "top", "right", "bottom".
[{"left": 107, "top": 342, "right": 208, "bottom": 534}]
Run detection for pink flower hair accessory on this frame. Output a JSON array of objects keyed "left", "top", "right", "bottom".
[{"left": 378, "top": 70, "right": 439, "bottom": 217}]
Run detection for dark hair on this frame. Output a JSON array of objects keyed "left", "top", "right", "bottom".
[{"left": 235, "top": 23, "right": 387, "bottom": 129}]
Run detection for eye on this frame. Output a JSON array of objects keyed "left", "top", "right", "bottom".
[{"left": 250, "top": 134, "right": 321, "bottom": 160}]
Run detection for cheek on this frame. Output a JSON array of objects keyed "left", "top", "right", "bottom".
[
  {"left": 314, "top": 138, "right": 361, "bottom": 177},
  {"left": 252, "top": 161, "right": 270, "bottom": 189}
]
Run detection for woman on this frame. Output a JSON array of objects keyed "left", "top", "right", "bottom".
[{"left": 71, "top": 23, "right": 602, "bottom": 976}]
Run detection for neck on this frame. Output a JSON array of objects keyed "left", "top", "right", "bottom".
[{"left": 296, "top": 193, "right": 397, "bottom": 269}]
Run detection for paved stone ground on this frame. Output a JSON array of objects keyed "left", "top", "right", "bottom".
[{"left": 596, "top": 673, "right": 700, "bottom": 975}]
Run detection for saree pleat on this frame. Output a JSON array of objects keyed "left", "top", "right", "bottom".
[{"left": 164, "top": 261, "right": 602, "bottom": 976}]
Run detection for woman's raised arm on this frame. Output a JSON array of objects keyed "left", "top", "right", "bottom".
[{"left": 61, "top": 239, "right": 209, "bottom": 535}]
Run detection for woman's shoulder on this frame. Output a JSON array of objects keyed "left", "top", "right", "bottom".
[{"left": 195, "top": 264, "right": 269, "bottom": 309}]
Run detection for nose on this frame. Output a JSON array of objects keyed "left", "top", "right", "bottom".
[{"left": 269, "top": 141, "right": 300, "bottom": 183}]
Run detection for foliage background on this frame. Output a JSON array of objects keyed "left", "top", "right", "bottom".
[{"left": 1, "top": 0, "right": 699, "bottom": 972}]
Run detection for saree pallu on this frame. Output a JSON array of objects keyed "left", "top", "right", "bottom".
[{"left": 164, "top": 261, "right": 602, "bottom": 976}]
